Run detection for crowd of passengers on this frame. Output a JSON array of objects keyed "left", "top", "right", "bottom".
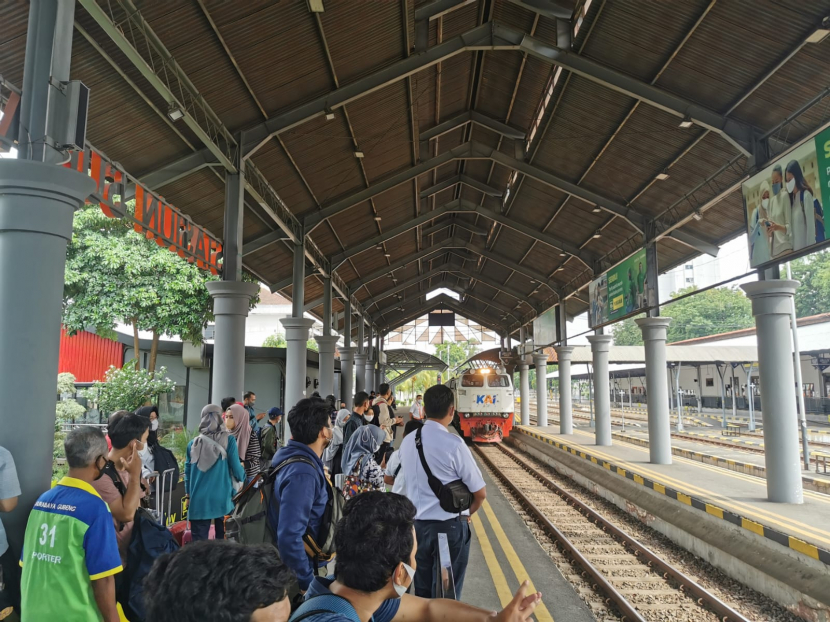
[{"left": 0, "top": 385, "right": 542, "bottom": 622}]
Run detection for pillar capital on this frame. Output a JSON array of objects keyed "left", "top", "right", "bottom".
[
  {"left": 553, "top": 345, "right": 575, "bottom": 361},
  {"left": 339, "top": 346, "right": 354, "bottom": 360},
  {"left": 741, "top": 280, "right": 799, "bottom": 317},
  {"left": 586, "top": 334, "right": 613, "bottom": 352},
  {"left": 279, "top": 317, "right": 314, "bottom": 341},
  {"left": 635, "top": 316, "right": 671, "bottom": 342},
  {"left": 532, "top": 352, "right": 549, "bottom": 366},
  {"left": 207, "top": 280, "right": 259, "bottom": 316},
  {"left": 314, "top": 335, "right": 339, "bottom": 352},
  {"left": 354, "top": 352, "right": 368, "bottom": 364}
]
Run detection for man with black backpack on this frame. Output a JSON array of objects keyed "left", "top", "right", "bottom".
[{"left": 269, "top": 399, "right": 335, "bottom": 596}]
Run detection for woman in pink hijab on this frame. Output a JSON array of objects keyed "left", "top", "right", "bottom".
[{"left": 225, "top": 403, "right": 262, "bottom": 481}]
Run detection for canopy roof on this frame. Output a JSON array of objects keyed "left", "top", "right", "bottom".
[
  {"left": 384, "top": 348, "right": 448, "bottom": 370},
  {"left": 3, "top": 1, "right": 830, "bottom": 339}
]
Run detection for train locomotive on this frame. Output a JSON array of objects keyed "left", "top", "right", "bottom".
[{"left": 447, "top": 366, "right": 515, "bottom": 443}]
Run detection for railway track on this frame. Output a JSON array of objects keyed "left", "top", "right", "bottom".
[{"left": 474, "top": 443, "right": 751, "bottom": 622}]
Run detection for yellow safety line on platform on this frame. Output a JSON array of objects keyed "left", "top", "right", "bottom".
[
  {"left": 471, "top": 513, "right": 514, "bottom": 608},
  {"left": 482, "top": 501, "right": 554, "bottom": 622},
  {"left": 529, "top": 428, "right": 830, "bottom": 547},
  {"left": 576, "top": 427, "right": 830, "bottom": 504}
]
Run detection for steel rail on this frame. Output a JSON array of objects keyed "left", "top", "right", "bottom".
[{"left": 475, "top": 442, "right": 752, "bottom": 622}]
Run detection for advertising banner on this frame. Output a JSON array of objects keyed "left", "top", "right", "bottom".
[
  {"left": 533, "top": 306, "right": 557, "bottom": 348},
  {"left": 742, "top": 126, "right": 829, "bottom": 268},
  {"left": 588, "top": 248, "right": 648, "bottom": 328}
]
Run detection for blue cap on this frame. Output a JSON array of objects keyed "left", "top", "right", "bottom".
[{"left": 268, "top": 407, "right": 284, "bottom": 419}]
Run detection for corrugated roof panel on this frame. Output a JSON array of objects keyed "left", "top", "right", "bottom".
[{"left": 250, "top": 139, "right": 318, "bottom": 217}]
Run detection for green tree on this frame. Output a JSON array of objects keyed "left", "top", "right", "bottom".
[
  {"left": 82, "top": 364, "right": 175, "bottom": 415},
  {"left": 56, "top": 373, "right": 86, "bottom": 423},
  {"left": 262, "top": 333, "right": 287, "bottom": 347},
  {"left": 434, "top": 340, "right": 480, "bottom": 371},
  {"left": 791, "top": 250, "right": 830, "bottom": 318},
  {"left": 611, "top": 286, "right": 753, "bottom": 344},
  {"left": 64, "top": 204, "right": 259, "bottom": 372},
  {"left": 307, "top": 339, "right": 319, "bottom": 352}
]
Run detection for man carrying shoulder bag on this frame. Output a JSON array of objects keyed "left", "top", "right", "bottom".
[{"left": 398, "top": 385, "right": 486, "bottom": 599}]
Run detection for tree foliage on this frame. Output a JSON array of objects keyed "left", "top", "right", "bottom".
[
  {"left": 611, "top": 286, "right": 754, "bottom": 345},
  {"left": 261, "top": 332, "right": 319, "bottom": 351},
  {"left": 434, "top": 340, "right": 480, "bottom": 371},
  {"left": 82, "top": 364, "right": 176, "bottom": 416},
  {"left": 56, "top": 373, "right": 86, "bottom": 422},
  {"left": 791, "top": 250, "right": 830, "bottom": 318},
  {"left": 64, "top": 204, "right": 259, "bottom": 371}
]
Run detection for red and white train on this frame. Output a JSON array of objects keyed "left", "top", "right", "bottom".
[{"left": 446, "top": 366, "right": 515, "bottom": 443}]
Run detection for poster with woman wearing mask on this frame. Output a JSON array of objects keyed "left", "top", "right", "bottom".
[{"left": 742, "top": 126, "right": 829, "bottom": 268}]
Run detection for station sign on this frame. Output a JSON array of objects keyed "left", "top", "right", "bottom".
[
  {"left": 588, "top": 247, "right": 647, "bottom": 328},
  {"left": 64, "top": 145, "right": 222, "bottom": 274},
  {"left": 742, "top": 126, "right": 830, "bottom": 268}
]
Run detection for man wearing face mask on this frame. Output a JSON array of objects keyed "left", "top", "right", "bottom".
[
  {"left": 19, "top": 427, "right": 123, "bottom": 621},
  {"left": 92, "top": 413, "right": 149, "bottom": 569},
  {"left": 292, "top": 492, "right": 542, "bottom": 622},
  {"left": 765, "top": 164, "right": 793, "bottom": 259},
  {"left": 270, "top": 398, "right": 334, "bottom": 595}
]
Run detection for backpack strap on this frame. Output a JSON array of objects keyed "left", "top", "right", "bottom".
[{"left": 291, "top": 594, "right": 361, "bottom": 622}]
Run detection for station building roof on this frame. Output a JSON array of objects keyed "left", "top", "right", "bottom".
[{"left": 2, "top": 1, "right": 830, "bottom": 339}]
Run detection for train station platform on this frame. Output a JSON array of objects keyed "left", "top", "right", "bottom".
[
  {"left": 508, "top": 423, "right": 830, "bottom": 615},
  {"left": 462, "top": 454, "right": 594, "bottom": 621}
]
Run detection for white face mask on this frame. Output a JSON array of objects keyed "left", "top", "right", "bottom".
[
  {"left": 151, "top": 419, "right": 159, "bottom": 431},
  {"left": 761, "top": 198, "right": 769, "bottom": 209},
  {"left": 393, "top": 562, "right": 416, "bottom": 597},
  {"left": 364, "top": 414, "right": 374, "bottom": 422},
  {"left": 786, "top": 178, "right": 796, "bottom": 193}
]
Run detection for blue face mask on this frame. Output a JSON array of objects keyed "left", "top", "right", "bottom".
[{"left": 772, "top": 182, "right": 782, "bottom": 195}]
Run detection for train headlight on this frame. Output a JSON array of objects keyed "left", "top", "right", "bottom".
[
  {"left": 502, "top": 412, "right": 510, "bottom": 419},
  {"left": 464, "top": 413, "right": 471, "bottom": 419}
]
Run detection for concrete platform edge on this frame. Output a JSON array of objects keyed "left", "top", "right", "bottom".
[{"left": 509, "top": 429, "right": 830, "bottom": 616}]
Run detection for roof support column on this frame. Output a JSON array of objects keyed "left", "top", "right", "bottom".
[
  {"left": 354, "top": 319, "right": 367, "bottom": 394},
  {"left": 0, "top": 160, "right": 94, "bottom": 549},
  {"left": 645, "top": 237, "right": 660, "bottom": 316},
  {"left": 375, "top": 335, "right": 384, "bottom": 390},
  {"left": 340, "top": 299, "right": 354, "bottom": 409},
  {"left": 635, "top": 317, "right": 673, "bottom": 464},
  {"left": 281, "top": 241, "right": 314, "bottom": 438},
  {"left": 365, "top": 324, "right": 375, "bottom": 393},
  {"left": 554, "top": 346, "right": 575, "bottom": 435},
  {"left": 533, "top": 352, "right": 549, "bottom": 428},
  {"left": 587, "top": 334, "right": 614, "bottom": 446},
  {"left": 18, "top": 0, "right": 75, "bottom": 163},
  {"left": 518, "top": 326, "right": 530, "bottom": 426},
  {"left": 208, "top": 165, "right": 258, "bottom": 408},
  {"left": 315, "top": 277, "right": 338, "bottom": 401},
  {"left": 741, "top": 280, "right": 804, "bottom": 504}
]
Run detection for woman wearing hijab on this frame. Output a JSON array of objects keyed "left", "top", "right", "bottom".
[
  {"left": 785, "top": 159, "right": 818, "bottom": 251},
  {"left": 226, "top": 403, "right": 262, "bottom": 480},
  {"left": 185, "top": 405, "right": 245, "bottom": 541},
  {"left": 749, "top": 180, "right": 772, "bottom": 266},
  {"left": 340, "top": 425, "right": 386, "bottom": 491},
  {"left": 323, "top": 408, "right": 351, "bottom": 477}
]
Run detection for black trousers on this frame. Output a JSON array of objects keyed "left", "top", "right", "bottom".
[
  {"left": 191, "top": 517, "right": 225, "bottom": 541},
  {"left": 413, "top": 518, "right": 471, "bottom": 599}
]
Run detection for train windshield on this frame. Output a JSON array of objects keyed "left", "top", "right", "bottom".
[
  {"left": 461, "top": 375, "right": 485, "bottom": 387},
  {"left": 487, "top": 375, "right": 511, "bottom": 387}
]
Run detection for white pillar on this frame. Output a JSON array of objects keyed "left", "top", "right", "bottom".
[
  {"left": 519, "top": 356, "right": 531, "bottom": 426},
  {"left": 554, "top": 346, "right": 575, "bottom": 434},
  {"left": 365, "top": 357, "right": 375, "bottom": 393},
  {"left": 340, "top": 348, "right": 354, "bottom": 409},
  {"left": 281, "top": 317, "right": 314, "bottom": 438},
  {"left": 587, "top": 334, "right": 613, "bottom": 445},
  {"left": 742, "top": 281, "right": 804, "bottom": 504},
  {"left": 207, "top": 281, "right": 259, "bottom": 404},
  {"left": 636, "top": 317, "right": 672, "bottom": 464},
  {"left": 0, "top": 160, "right": 94, "bottom": 547},
  {"left": 533, "top": 352, "right": 549, "bottom": 427},
  {"left": 315, "top": 335, "right": 339, "bottom": 398},
  {"left": 354, "top": 352, "right": 367, "bottom": 394}
]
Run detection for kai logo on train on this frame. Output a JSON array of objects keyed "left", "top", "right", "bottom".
[{"left": 475, "top": 395, "right": 498, "bottom": 405}]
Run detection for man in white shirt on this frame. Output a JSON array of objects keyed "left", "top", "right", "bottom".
[
  {"left": 409, "top": 395, "right": 424, "bottom": 421},
  {"left": 399, "top": 385, "right": 486, "bottom": 598}
]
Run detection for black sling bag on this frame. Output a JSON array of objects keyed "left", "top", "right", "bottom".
[{"left": 414, "top": 427, "right": 473, "bottom": 514}]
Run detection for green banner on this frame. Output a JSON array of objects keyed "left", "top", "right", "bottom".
[
  {"left": 588, "top": 248, "right": 647, "bottom": 328},
  {"left": 743, "top": 125, "right": 829, "bottom": 268}
]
